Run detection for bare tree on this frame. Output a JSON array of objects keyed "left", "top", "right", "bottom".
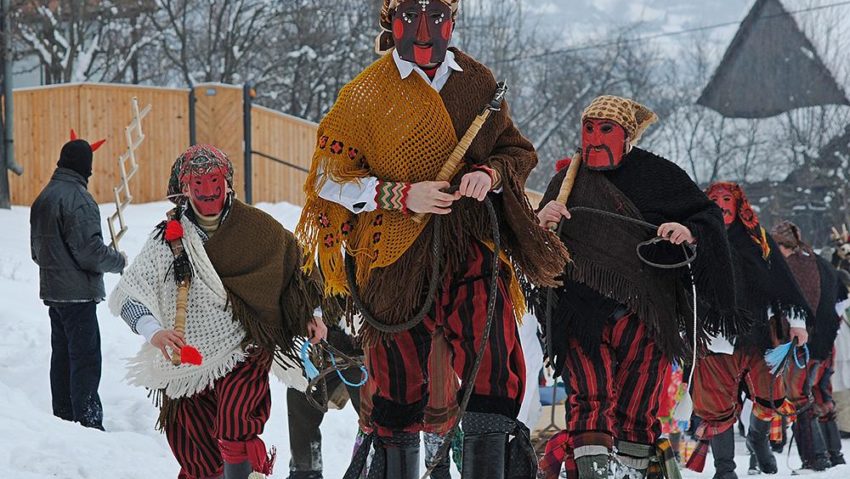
[{"left": 13, "top": 0, "right": 158, "bottom": 84}]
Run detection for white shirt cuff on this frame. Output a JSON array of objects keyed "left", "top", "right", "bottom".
[
  {"left": 787, "top": 311, "right": 807, "bottom": 329},
  {"left": 136, "top": 315, "right": 164, "bottom": 344},
  {"left": 836, "top": 299, "right": 850, "bottom": 317},
  {"left": 317, "top": 173, "right": 379, "bottom": 214}
]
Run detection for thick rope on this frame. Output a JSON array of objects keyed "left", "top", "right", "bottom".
[{"left": 340, "top": 196, "right": 502, "bottom": 479}]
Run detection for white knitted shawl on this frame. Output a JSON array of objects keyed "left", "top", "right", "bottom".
[{"left": 109, "top": 215, "right": 247, "bottom": 399}]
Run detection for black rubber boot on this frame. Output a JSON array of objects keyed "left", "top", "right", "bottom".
[
  {"left": 223, "top": 461, "right": 253, "bottom": 479},
  {"left": 793, "top": 411, "right": 831, "bottom": 471},
  {"left": 286, "top": 388, "right": 324, "bottom": 477},
  {"left": 710, "top": 427, "right": 738, "bottom": 479},
  {"left": 461, "top": 412, "right": 510, "bottom": 479},
  {"left": 367, "top": 433, "right": 420, "bottom": 479},
  {"left": 820, "top": 419, "right": 846, "bottom": 466},
  {"left": 747, "top": 414, "right": 777, "bottom": 474}
]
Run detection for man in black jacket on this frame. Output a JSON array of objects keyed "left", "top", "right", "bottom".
[{"left": 30, "top": 136, "right": 126, "bottom": 430}]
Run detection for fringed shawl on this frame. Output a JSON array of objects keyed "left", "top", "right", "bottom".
[
  {"left": 296, "top": 48, "right": 568, "bottom": 344},
  {"left": 539, "top": 148, "right": 740, "bottom": 366}
]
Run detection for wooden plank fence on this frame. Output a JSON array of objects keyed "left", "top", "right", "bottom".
[{"left": 10, "top": 82, "right": 544, "bottom": 208}]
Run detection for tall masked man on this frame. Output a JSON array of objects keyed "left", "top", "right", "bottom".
[
  {"left": 295, "top": 1, "right": 568, "bottom": 478},
  {"left": 691, "top": 183, "right": 811, "bottom": 479},
  {"left": 110, "top": 145, "right": 328, "bottom": 479},
  {"left": 536, "top": 96, "right": 739, "bottom": 479}
]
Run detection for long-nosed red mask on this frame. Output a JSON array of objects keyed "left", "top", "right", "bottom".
[
  {"left": 708, "top": 187, "right": 738, "bottom": 227},
  {"left": 582, "top": 118, "right": 628, "bottom": 170},
  {"left": 392, "top": 0, "right": 453, "bottom": 67},
  {"left": 186, "top": 171, "right": 227, "bottom": 216}
]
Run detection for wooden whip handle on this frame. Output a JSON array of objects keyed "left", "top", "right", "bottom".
[
  {"left": 170, "top": 280, "right": 190, "bottom": 365},
  {"left": 411, "top": 112, "right": 493, "bottom": 224},
  {"left": 548, "top": 150, "right": 582, "bottom": 232}
]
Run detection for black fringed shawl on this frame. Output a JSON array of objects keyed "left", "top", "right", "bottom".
[
  {"left": 538, "top": 148, "right": 739, "bottom": 372},
  {"left": 729, "top": 224, "right": 812, "bottom": 354}
]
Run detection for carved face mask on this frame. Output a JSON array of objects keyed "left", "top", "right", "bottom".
[
  {"left": 185, "top": 171, "right": 227, "bottom": 216},
  {"left": 708, "top": 187, "right": 738, "bottom": 227},
  {"left": 582, "top": 118, "right": 628, "bottom": 170},
  {"left": 392, "top": 0, "right": 453, "bottom": 67}
]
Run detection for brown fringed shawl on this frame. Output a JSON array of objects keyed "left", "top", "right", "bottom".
[
  {"left": 297, "top": 48, "right": 568, "bottom": 344},
  {"left": 204, "top": 200, "right": 326, "bottom": 364}
]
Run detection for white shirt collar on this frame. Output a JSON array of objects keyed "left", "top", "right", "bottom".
[{"left": 392, "top": 48, "right": 463, "bottom": 91}]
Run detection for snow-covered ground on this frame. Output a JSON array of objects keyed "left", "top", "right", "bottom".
[{"left": 1, "top": 201, "right": 848, "bottom": 478}]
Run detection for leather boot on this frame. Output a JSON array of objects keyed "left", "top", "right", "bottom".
[
  {"left": 367, "top": 433, "right": 420, "bottom": 479},
  {"left": 747, "top": 414, "right": 777, "bottom": 474},
  {"left": 710, "top": 427, "right": 737, "bottom": 479},
  {"left": 820, "top": 419, "right": 846, "bottom": 466},
  {"left": 223, "top": 461, "right": 253, "bottom": 479},
  {"left": 793, "top": 410, "right": 831, "bottom": 471}
]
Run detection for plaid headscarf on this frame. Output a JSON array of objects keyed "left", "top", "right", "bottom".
[
  {"left": 376, "top": 0, "right": 460, "bottom": 54},
  {"left": 581, "top": 95, "right": 658, "bottom": 144},
  {"left": 167, "top": 144, "right": 234, "bottom": 204},
  {"left": 771, "top": 220, "right": 812, "bottom": 253}
]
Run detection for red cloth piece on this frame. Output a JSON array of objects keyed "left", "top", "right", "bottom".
[
  {"left": 219, "top": 437, "right": 276, "bottom": 475},
  {"left": 165, "top": 220, "right": 184, "bottom": 241},
  {"left": 539, "top": 430, "right": 570, "bottom": 479},
  {"left": 180, "top": 345, "right": 203, "bottom": 365},
  {"left": 555, "top": 157, "right": 572, "bottom": 172},
  {"left": 685, "top": 440, "right": 709, "bottom": 472}
]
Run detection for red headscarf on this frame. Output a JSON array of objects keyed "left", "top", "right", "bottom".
[{"left": 706, "top": 182, "right": 771, "bottom": 259}]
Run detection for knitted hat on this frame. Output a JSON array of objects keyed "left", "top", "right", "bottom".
[
  {"left": 167, "top": 145, "right": 234, "bottom": 203},
  {"left": 771, "top": 220, "right": 809, "bottom": 252},
  {"left": 581, "top": 95, "right": 658, "bottom": 144},
  {"left": 376, "top": 0, "right": 460, "bottom": 54},
  {"left": 57, "top": 140, "right": 94, "bottom": 178}
]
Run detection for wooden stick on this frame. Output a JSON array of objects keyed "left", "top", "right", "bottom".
[
  {"left": 548, "top": 150, "right": 582, "bottom": 232},
  {"left": 411, "top": 112, "right": 493, "bottom": 224},
  {"left": 170, "top": 279, "right": 190, "bottom": 365}
]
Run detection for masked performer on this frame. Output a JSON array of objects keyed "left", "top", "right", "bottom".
[
  {"left": 110, "top": 145, "right": 328, "bottom": 479},
  {"left": 690, "top": 183, "right": 811, "bottom": 479},
  {"left": 830, "top": 225, "right": 850, "bottom": 442},
  {"left": 771, "top": 221, "right": 847, "bottom": 470},
  {"left": 536, "top": 96, "right": 739, "bottom": 479},
  {"left": 295, "top": 1, "right": 568, "bottom": 477}
]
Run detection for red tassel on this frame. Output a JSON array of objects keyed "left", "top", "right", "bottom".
[
  {"left": 164, "top": 220, "right": 184, "bottom": 241},
  {"left": 180, "top": 345, "right": 203, "bottom": 365},
  {"left": 685, "top": 440, "right": 709, "bottom": 472},
  {"left": 555, "top": 157, "right": 572, "bottom": 172}
]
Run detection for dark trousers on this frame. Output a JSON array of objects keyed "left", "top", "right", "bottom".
[
  {"left": 287, "top": 360, "right": 364, "bottom": 473},
  {"left": 48, "top": 301, "right": 103, "bottom": 429}
]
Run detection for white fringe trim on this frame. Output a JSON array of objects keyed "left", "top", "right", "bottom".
[{"left": 126, "top": 345, "right": 247, "bottom": 399}]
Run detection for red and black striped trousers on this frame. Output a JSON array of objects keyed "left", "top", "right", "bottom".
[
  {"left": 788, "top": 351, "right": 836, "bottom": 420},
  {"left": 562, "top": 313, "right": 669, "bottom": 448},
  {"left": 692, "top": 349, "right": 784, "bottom": 438},
  {"left": 166, "top": 351, "right": 272, "bottom": 479},
  {"left": 365, "top": 241, "right": 526, "bottom": 438}
]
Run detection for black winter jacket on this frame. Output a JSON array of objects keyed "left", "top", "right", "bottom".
[{"left": 30, "top": 168, "right": 125, "bottom": 302}]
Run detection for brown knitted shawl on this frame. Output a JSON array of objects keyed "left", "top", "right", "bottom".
[
  {"left": 204, "top": 200, "right": 326, "bottom": 363},
  {"left": 297, "top": 48, "right": 568, "bottom": 343}
]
